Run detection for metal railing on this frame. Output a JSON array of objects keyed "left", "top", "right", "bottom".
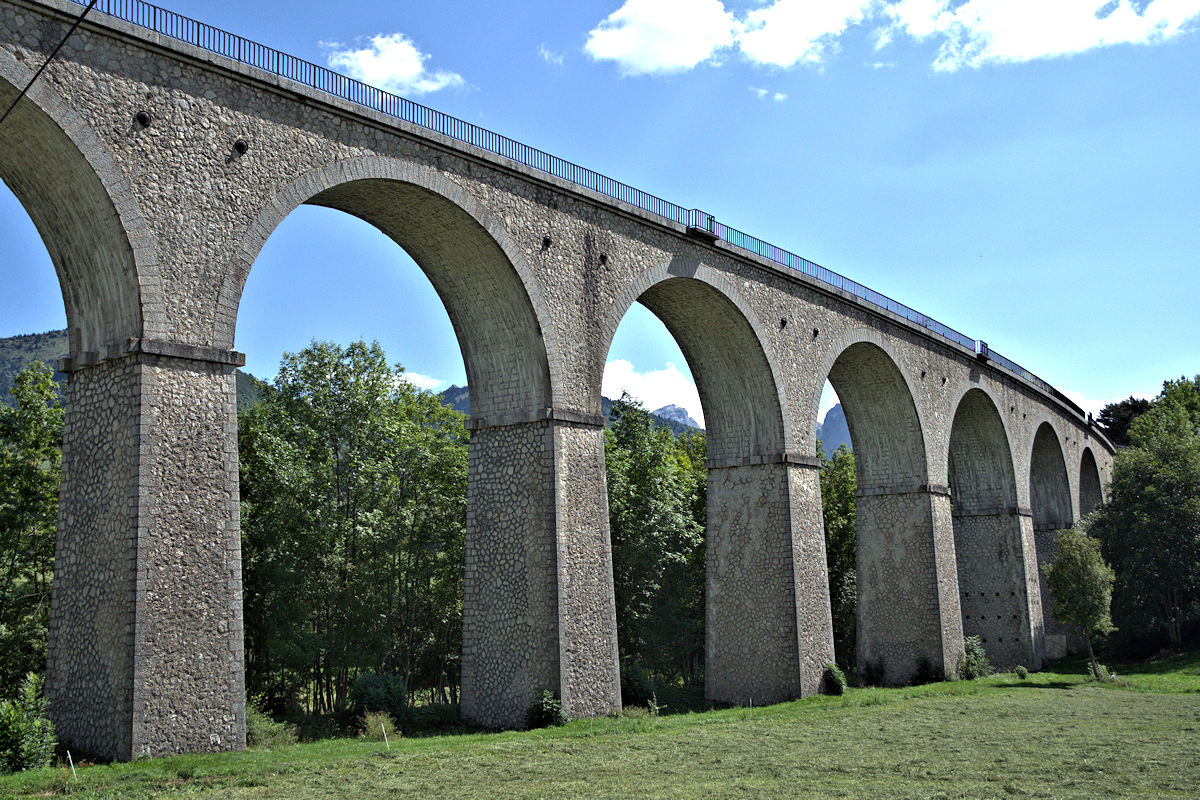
[{"left": 60, "top": 0, "right": 1081, "bottom": 418}]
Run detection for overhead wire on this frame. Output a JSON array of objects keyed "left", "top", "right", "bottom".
[{"left": 0, "top": 0, "right": 98, "bottom": 128}]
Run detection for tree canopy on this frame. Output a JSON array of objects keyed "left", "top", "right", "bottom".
[
  {"left": 604, "top": 394, "right": 706, "bottom": 690},
  {"left": 239, "top": 340, "right": 468, "bottom": 714},
  {"left": 818, "top": 442, "right": 857, "bottom": 672},
  {"left": 0, "top": 363, "right": 61, "bottom": 697},
  {"left": 1092, "top": 377, "right": 1200, "bottom": 648},
  {"left": 1044, "top": 524, "right": 1116, "bottom": 678}
]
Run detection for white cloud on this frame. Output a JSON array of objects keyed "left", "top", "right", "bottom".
[
  {"left": 323, "top": 33, "right": 464, "bottom": 96},
  {"left": 583, "top": 0, "right": 1200, "bottom": 75},
  {"left": 819, "top": 382, "right": 840, "bottom": 420},
  {"left": 1055, "top": 387, "right": 1155, "bottom": 418},
  {"left": 602, "top": 359, "right": 705, "bottom": 427},
  {"left": 773, "top": 91, "right": 789, "bottom": 101},
  {"left": 399, "top": 371, "right": 448, "bottom": 392},
  {"left": 885, "top": 0, "right": 1200, "bottom": 71},
  {"left": 584, "top": 0, "right": 742, "bottom": 75},
  {"left": 538, "top": 44, "right": 565, "bottom": 65},
  {"left": 740, "top": 0, "right": 877, "bottom": 67}
]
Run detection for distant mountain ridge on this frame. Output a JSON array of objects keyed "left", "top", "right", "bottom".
[
  {"left": 438, "top": 385, "right": 702, "bottom": 437},
  {"left": 817, "top": 403, "right": 851, "bottom": 453}
]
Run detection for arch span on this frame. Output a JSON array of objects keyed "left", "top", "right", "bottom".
[
  {"left": 0, "top": 60, "right": 150, "bottom": 356},
  {"left": 227, "top": 159, "right": 619, "bottom": 729},
  {"left": 948, "top": 387, "right": 1043, "bottom": 669},
  {"left": 1080, "top": 447, "right": 1103, "bottom": 516},
  {"left": 225, "top": 159, "right": 556, "bottom": 422},
  {"left": 604, "top": 261, "right": 833, "bottom": 702},
  {"left": 1, "top": 58, "right": 179, "bottom": 760},
  {"left": 1029, "top": 421, "right": 1076, "bottom": 659},
  {"left": 821, "top": 333, "right": 961, "bottom": 684}
]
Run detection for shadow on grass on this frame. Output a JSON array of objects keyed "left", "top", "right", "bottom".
[
  {"left": 1044, "top": 647, "right": 1200, "bottom": 678},
  {"left": 1000, "top": 681, "right": 1077, "bottom": 691}
]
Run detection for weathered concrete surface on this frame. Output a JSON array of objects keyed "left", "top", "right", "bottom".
[{"left": 1, "top": 0, "right": 1114, "bottom": 757}]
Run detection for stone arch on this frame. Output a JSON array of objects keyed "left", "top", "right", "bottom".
[
  {"left": 948, "top": 387, "right": 1043, "bottom": 668},
  {"left": 817, "top": 331, "right": 929, "bottom": 488},
  {"left": 1080, "top": 447, "right": 1103, "bottom": 516},
  {"left": 817, "top": 330, "right": 961, "bottom": 683},
  {"left": 3, "top": 49, "right": 172, "bottom": 761},
  {"left": 1030, "top": 421, "right": 1073, "bottom": 531},
  {"left": 222, "top": 156, "right": 556, "bottom": 421},
  {"left": 0, "top": 54, "right": 154, "bottom": 354},
  {"left": 1029, "top": 420, "right": 1076, "bottom": 659},
  {"left": 602, "top": 257, "right": 789, "bottom": 463},
  {"left": 601, "top": 258, "right": 832, "bottom": 703},
  {"left": 223, "top": 157, "right": 621, "bottom": 731}
]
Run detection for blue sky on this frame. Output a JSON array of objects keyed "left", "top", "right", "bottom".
[{"left": 3, "top": 0, "right": 1200, "bottom": 426}]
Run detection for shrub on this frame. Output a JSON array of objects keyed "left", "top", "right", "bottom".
[
  {"left": 822, "top": 663, "right": 847, "bottom": 695},
  {"left": 957, "top": 636, "right": 992, "bottom": 680},
  {"left": 245, "top": 703, "right": 296, "bottom": 748},
  {"left": 0, "top": 673, "right": 56, "bottom": 774},
  {"left": 913, "top": 657, "right": 944, "bottom": 685},
  {"left": 620, "top": 661, "right": 655, "bottom": 707},
  {"left": 526, "top": 690, "right": 566, "bottom": 729},
  {"left": 1014, "top": 665, "right": 1029, "bottom": 680},
  {"left": 359, "top": 711, "right": 399, "bottom": 741},
  {"left": 349, "top": 673, "right": 408, "bottom": 726}
]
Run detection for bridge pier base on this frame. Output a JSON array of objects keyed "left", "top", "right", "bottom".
[
  {"left": 954, "top": 510, "right": 1045, "bottom": 670},
  {"left": 460, "top": 418, "right": 620, "bottom": 729},
  {"left": 705, "top": 462, "right": 833, "bottom": 706},
  {"left": 46, "top": 354, "right": 246, "bottom": 761},
  {"left": 856, "top": 487, "right": 963, "bottom": 685}
]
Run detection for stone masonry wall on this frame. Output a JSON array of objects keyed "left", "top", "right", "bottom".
[
  {"left": 785, "top": 464, "right": 836, "bottom": 695},
  {"left": 46, "top": 358, "right": 142, "bottom": 760},
  {"left": 856, "top": 490, "right": 961, "bottom": 683},
  {"left": 551, "top": 423, "right": 621, "bottom": 719},
  {"left": 706, "top": 463, "right": 802, "bottom": 705},
  {"left": 460, "top": 422, "right": 559, "bottom": 729},
  {"left": 953, "top": 512, "right": 1039, "bottom": 669},
  {"left": 130, "top": 356, "right": 243, "bottom": 756},
  {"left": 46, "top": 355, "right": 246, "bottom": 760},
  {"left": 3, "top": 0, "right": 1116, "bottom": 753}
]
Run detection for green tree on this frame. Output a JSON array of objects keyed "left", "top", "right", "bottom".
[
  {"left": 1043, "top": 524, "right": 1116, "bottom": 679},
  {"left": 0, "top": 363, "right": 62, "bottom": 695},
  {"left": 818, "top": 442, "right": 857, "bottom": 672},
  {"left": 1092, "top": 398, "right": 1200, "bottom": 646},
  {"left": 1096, "top": 396, "right": 1151, "bottom": 448},
  {"left": 605, "top": 394, "right": 705, "bottom": 687},
  {"left": 239, "top": 340, "right": 467, "bottom": 715}
]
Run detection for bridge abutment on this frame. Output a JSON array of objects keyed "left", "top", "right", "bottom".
[{"left": 47, "top": 352, "right": 245, "bottom": 760}]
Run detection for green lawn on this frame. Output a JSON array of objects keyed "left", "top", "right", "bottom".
[{"left": 3, "top": 653, "right": 1198, "bottom": 799}]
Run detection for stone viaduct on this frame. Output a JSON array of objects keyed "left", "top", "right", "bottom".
[{"left": 0, "top": 0, "right": 1113, "bottom": 761}]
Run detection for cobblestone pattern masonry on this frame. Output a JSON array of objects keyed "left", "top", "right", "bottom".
[
  {"left": 46, "top": 358, "right": 142, "bottom": 761},
  {"left": 706, "top": 464, "right": 800, "bottom": 705},
  {"left": 2, "top": 0, "right": 1114, "bottom": 753},
  {"left": 131, "top": 356, "right": 243, "bottom": 757},
  {"left": 948, "top": 387, "right": 1043, "bottom": 669},
  {"left": 460, "top": 421, "right": 559, "bottom": 729},
  {"left": 552, "top": 424, "right": 621, "bottom": 720}
]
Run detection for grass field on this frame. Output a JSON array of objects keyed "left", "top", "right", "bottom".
[{"left": 3, "top": 652, "right": 1198, "bottom": 799}]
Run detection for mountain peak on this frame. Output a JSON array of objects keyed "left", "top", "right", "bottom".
[{"left": 651, "top": 404, "right": 701, "bottom": 430}]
